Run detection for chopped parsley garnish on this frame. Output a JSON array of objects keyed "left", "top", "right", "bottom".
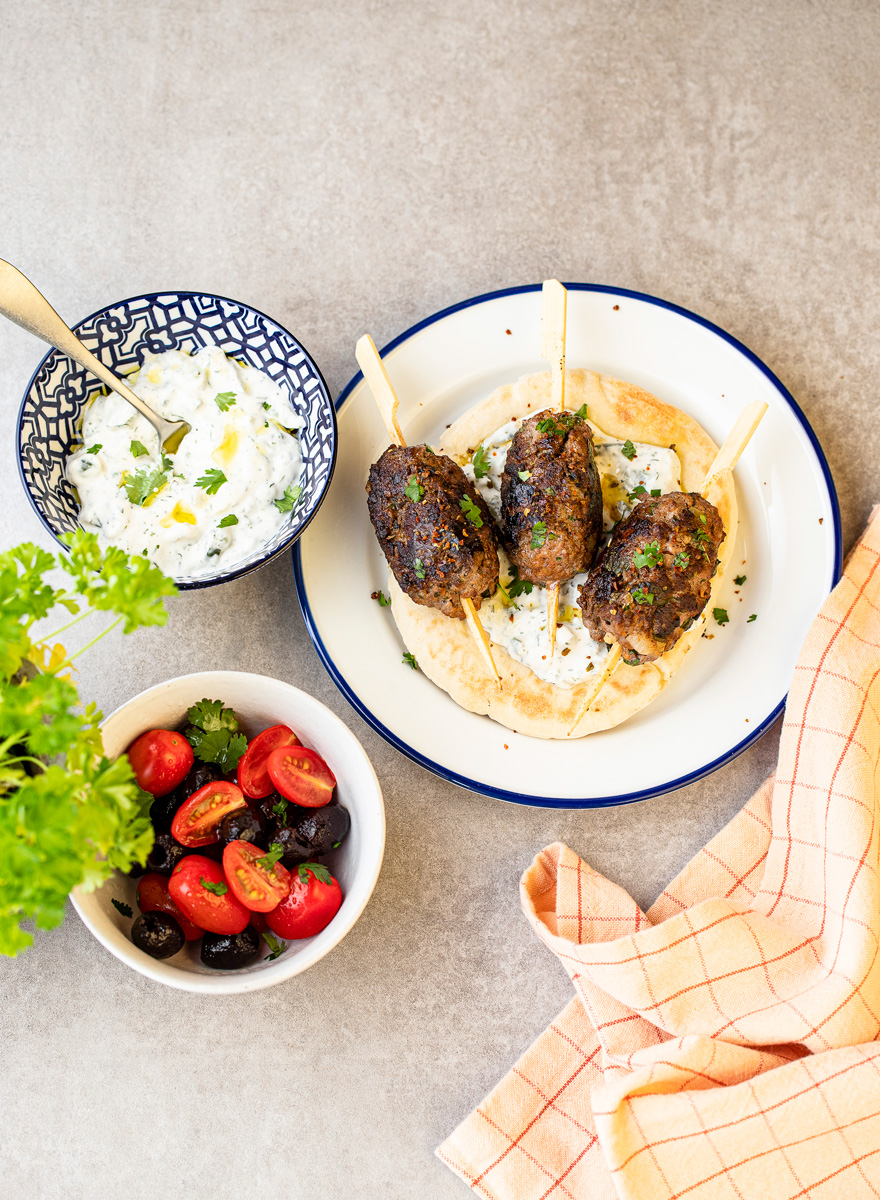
[
  {"left": 213, "top": 391, "right": 237, "bottom": 411},
  {"left": 627, "top": 484, "right": 662, "bottom": 504},
  {"left": 507, "top": 564, "right": 533, "bottom": 598},
  {"left": 748, "top": 613, "right": 757, "bottom": 622},
  {"left": 275, "top": 484, "right": 302, "bottom": 512},
  {"left": 200, "top": 876, "right": 228, "bottom": 896},
  {"left": 459, "top": 495, "right": 484, "bottom": 527},
  {"left": 621, "top": 440, "right": 637, "bottom": 460},
  {"left": 402, "top": 652, "right": 418, "bottom": 670},
  {"left": 535, "top": 405, "right": 588, "bottom": 437},
  {"left": 111, "top": 898, "right": 133, "bottom": 918},
  {"left": 673, "top": 551, "right": 690, "bottom": 569},
  {"left": 257, "top": 843, "right": 285, "bottom": 871},
  {"left": 298, "top": 862, "right": 332, "bottom": 885},
  {"left": 405, "top": 474, "right": 424, "bottom": 502},
  {"left": 195, "top": 468, "right": 227, "bottom": 494},
  {"left": 262, "top": 401, "right": 271, "bottom": 411},
  {"left": 531, "top": 521, "right": 548, "bottom": 549},
  {"left": 632, "top": 586, "right": 654, "bottom": 605},
  {"left": 218, "top": 514, "right": 238, "bottom": 527},
  {"left": 272, "top": 798, "right": 288, "bottom": 821},
  {"left": 86, "top": 443, "right": 102, "bottom": 455},
  {"left": 632, "top": 540, "right": 663, "bottom": 569},
  {"left": 375, "top": 589, "right": 391, "bottom": 607},
  {"left": 413, "top": 558, "right": 426, "bottom": 580},
  {"left": 713, "top": 608, "right": 730, "bottom": 625},
  {"left": 734, "top": 574, "right": 747, "bottom": 586},
  {"left": 124, "top": 468, "right": 168, "bottom": 506},
  {"left": 262, "top": 931, "right": 287, "bottom": 961},
  {"left": 472, "top": 446, "right": 490, "bottom": 479},
  {"left": 518, "top": 469, "right": 531, "bottom": 481},
  {"left": 185, "top": 698, "right": 247, "bottom": 772},
  {"left": 130, "top": 440, "right": 149, "bottom": 458},
  {"left": 161, "top": 453, "right": 173, "bottom": 470}
]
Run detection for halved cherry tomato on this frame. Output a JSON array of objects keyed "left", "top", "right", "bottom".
[
  {"left": 266, "top": 746, "right": 336, "bottom": 808},
  {"left": 222, "top": 840, "right": 291, "bottom": 912},
  {"left": 136, "top": 872, "right": 204, "bottom": 941},
  {"left": 237, "top": 724, "right": 300, "bottom": 799},
  {"left": 168, "top": 855, "right": 250, "bottom": 935},
  {"left": 171, "top": 780, "right": 246, "bottom": 847},
  {"left": 127, "top": 729, "right": 194, "bottom": 797},
  {"left": 265, "top": 863, "right": 342, "bottom": 939}
]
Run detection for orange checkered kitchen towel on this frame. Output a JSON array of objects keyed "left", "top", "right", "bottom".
[{"left": 438, "top": 507, "right": 880, "bottom": 1200}]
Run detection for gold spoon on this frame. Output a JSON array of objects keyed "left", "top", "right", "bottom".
[{"left": 0, "top": 260, "right": 189, "bottom": 453}]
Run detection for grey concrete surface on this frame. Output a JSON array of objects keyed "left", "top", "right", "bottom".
[{"left": 1, "top": 1, "right": 878, "bottom": 1197}]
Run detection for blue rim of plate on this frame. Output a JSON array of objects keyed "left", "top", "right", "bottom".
[
  {"left": 17, "top": 289, "right": 337, "bottom": 592},
  {"left": 293, "top": 283, "right": 843, "bottom": 808}
]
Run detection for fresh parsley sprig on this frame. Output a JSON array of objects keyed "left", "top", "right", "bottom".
[
  {"left": 275, "top": 485, "right": 302, "bottom": 513},
  {"left": 125, "top": 468, "right": 168, "bottom": 506},
  {"left": 472, "top": 446, "right": 490, "bottom": 479},
  {"left": 632, "top": 541, "right": 663, "bottom": 570},
  {"left": 213, "top": 391, "right": 237, "bottom": 411},
  {"left": 405, "top": 475, "right": 424, "bottom": 503},
  {"left": 184, "top": 698, "right": 247, "bottom": 772},
  {"left": 195, "top": 468, "right": 227, "bottom": 495},
  {"left": 297, "top": 862, "right": 332, "bottom": 885},
  {"left": 459, "top": 495, "right": 484, "bottom": 528}
]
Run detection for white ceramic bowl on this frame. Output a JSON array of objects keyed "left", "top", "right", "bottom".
[{"left": 72, "top": 671, "right": 385, "bottom": 993}]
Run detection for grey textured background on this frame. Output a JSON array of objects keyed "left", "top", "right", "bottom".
[{"left": 1, "top": 2, "right": 878, "bottom": 1197}]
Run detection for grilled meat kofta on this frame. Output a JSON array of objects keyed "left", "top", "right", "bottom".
[
  {"left": 367, "top": 444, "right": 499, "bottom": 619},
  {"left": 500, "top": 408, "right": 603, "bottom": 585},
  {"left": 578, "top": 491, "right": 724, "bottom": 664}
]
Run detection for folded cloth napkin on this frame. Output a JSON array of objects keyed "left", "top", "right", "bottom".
[{"left": 438, "top": 506, "right": 880, "bottom": 1200}]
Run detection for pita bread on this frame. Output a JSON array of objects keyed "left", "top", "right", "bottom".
[{"left": 388, "top": 369, "right": 737, "bottom": 739}]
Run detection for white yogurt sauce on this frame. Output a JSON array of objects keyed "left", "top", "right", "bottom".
[
  {"left": 462, "top": 416, "right": 682, "bottom": 687},
  {"left": 67, "top": 345, "right": 304, "bottom": 579}
]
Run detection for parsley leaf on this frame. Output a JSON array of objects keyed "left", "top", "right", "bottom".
[
  {"left": 673, "top": 551, "right": 690, "bottom": 569},
  {"left": 530, "top": 521, "right": 556, "bottom": 549},
  {"left": 262, "top": 931, "right": 288, "bottom": 960},
  {"left": 195, "top": 468, "right": 227, "bottom": 495},
  {"left": 405, "top": 475, "right": 425, "bottom": 503},
  {"left": 124, "top": 468, "right": 168, "bottom": 507},
  {"left": 257, "top": 842, "right": 285, "bottom": 871},
  {"left": 507, "top": 564, "right": 533, "bottom": 599},
  {"left": 272, "top": 798, "right": 288, "bottom": 821},
  {"left": 213, "top": 391, "right": 237, "bottom": 411},
  {"left": 518, "top": 469, "right": 531, "bottom": 481},
  {"left": 621, "top": 440, "right": 637, "bottom": 461},
  {"left": 632, "top": 540, "right": 663, "bottom": 570},
  {"left": 185, "top": 698, "right": 246, "bottom": 771},
  {"left": 402, "top": 651, "right": 418, "bottom": 670},
  {"left": 632, "top": 586, "right": 654, "bottom": 605},
  {"left": 86, "top": 443, "right": 102, "bottom": 455},
  {"left": 130, "top": 440, "right": 149, "bottom": 458},
  {"left": 748, "top": 613, "right": 757, "bottom": 622},
  {"left": 459, "top": 495, "right": 484, "bottom": 527},
  {"left": 111, "top": 898, "right": 133, "bottom": 918},
  {"left": 187, "top": 698, "right": 238, "bottom": 733},
  {"left": 275, "top": 484, "right": 302, "bottom": 513},
  {"left": 734, "top": 574, "right": 747, "bottom": 586},
  {"left": 218, "top": 514, "right": 238, "bottom": 527},
  {"left": 375, "top": 590, "right": 391, "bottom": 607},
  {"left": 413, "top": 558, "right": 426, "bottom": 580},
  {"left": 262, "top": 401, "right": 271, "bottom": 411},
  {"left": 161, "top": 453, "right": 173, "bottom": 470},
  {"left": 472, "top": 446, "right": 490, "bottom": 479},
  {"left": 200, "top": 876, "right": 228, "bottom": 896},
  {"left": 713, "top": 608, "right": 730, "bottom": 625},
  {"left": 297, "top": 862, "right": 332, "bottom": 886}
]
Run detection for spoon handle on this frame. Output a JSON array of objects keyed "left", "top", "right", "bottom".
[{"left": 0, "top": 260, "right": 176, "bottom": 444}]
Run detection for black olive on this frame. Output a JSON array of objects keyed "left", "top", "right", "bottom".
[
  {"left": 132, "top": 912, "right": 185, "bottom": 959},
  {"left": 196, "top": 841, "right": 225, "bottom": 863},
  {"left": 145, "top": 832, "right": 187, "bottom": 875},
  {"left": 219, "top": 806, "right": 267, "bottom": 848},
  {"left": 149, "top": 793, "right": 179, "bottom": 832},
  {"left": 125, "top": 860, "right": 146, "bottom": 878},
  {"left": 271, "top": 825, "right": 312, "bottom": 867},
  {"left": 292, "top": 805, "right": 351, "bottom": 858},
  {"left": 200, "top": 926, "right": 261, "bottom": 970}
]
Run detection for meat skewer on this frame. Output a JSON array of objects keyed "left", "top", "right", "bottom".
[
  {"left": 567, "top": 400, "right": 768, "bottom": 735},
  {"left": 541, "top": 279, "right": 568, "bottom": 654},
  {"left": 357, "top": 335, "right": 503, "bottom": 686}
]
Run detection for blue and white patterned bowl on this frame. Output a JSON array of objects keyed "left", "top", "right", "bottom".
[{"left": 17, "top": 290, "right": 336, "bottom": 589}]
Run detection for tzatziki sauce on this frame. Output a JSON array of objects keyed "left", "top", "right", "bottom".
[
  {"left": 67, "top": 345, "right": 304, "bottom": 580},
  {"left": 461, "top": 416, "right": 682, "bottom": 688}
]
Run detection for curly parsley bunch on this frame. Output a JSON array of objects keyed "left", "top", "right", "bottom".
[{"left": 0, "top": 531, "right": 176, "bottom": 956}]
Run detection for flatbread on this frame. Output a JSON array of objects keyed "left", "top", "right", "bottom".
[{"left": 388, "top": 369, "right": 737, "bottom": 739}]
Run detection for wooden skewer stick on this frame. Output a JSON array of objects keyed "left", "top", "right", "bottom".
[
  {"left": 356, "top": 334, "right": 502, "bottom": 687},
  {"left": 567, "top": 400, "right": 769, "bottom": 736},
  {"left": 541, "top": 279, "right": 568, "bottom": 659}
]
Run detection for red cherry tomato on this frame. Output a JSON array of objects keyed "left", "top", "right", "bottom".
[
  {"left": 168, "top": 856, "right": 250, "bottom": 935},
  {"left": 136, "top": 872, "right": 204, "bottom": 941},
  {"left": 170, "top": 780, "right": 246, "bottom": 847},
  {"left": 222, "top": 840, "right": 291, "bottom": 912},
  {"left": 265, "top": 864, "right": 342, "bottom": 939},
  {"left": 266, "top": 746, "right": 336, "bottom": 808},
  {"left": 127, "top": 729, "right": 194, "bottom": 797},
  {"left": 248, "top": 911, "right": 269, "bottom": 934},
  {"left": 237, "top": 724, "right": 300, "bottom": 799}
]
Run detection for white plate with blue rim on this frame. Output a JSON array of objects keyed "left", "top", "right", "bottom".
[{"left": 293, "top": 284, "right": 841, "bottom": 809}]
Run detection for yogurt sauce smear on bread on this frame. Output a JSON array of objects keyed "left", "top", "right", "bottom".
[
  {"left": 462, "top": 417, "right": 681, "bottom": 687},
  {"left": 67, "top": 346, "right": 304, "bottom": 580}
]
